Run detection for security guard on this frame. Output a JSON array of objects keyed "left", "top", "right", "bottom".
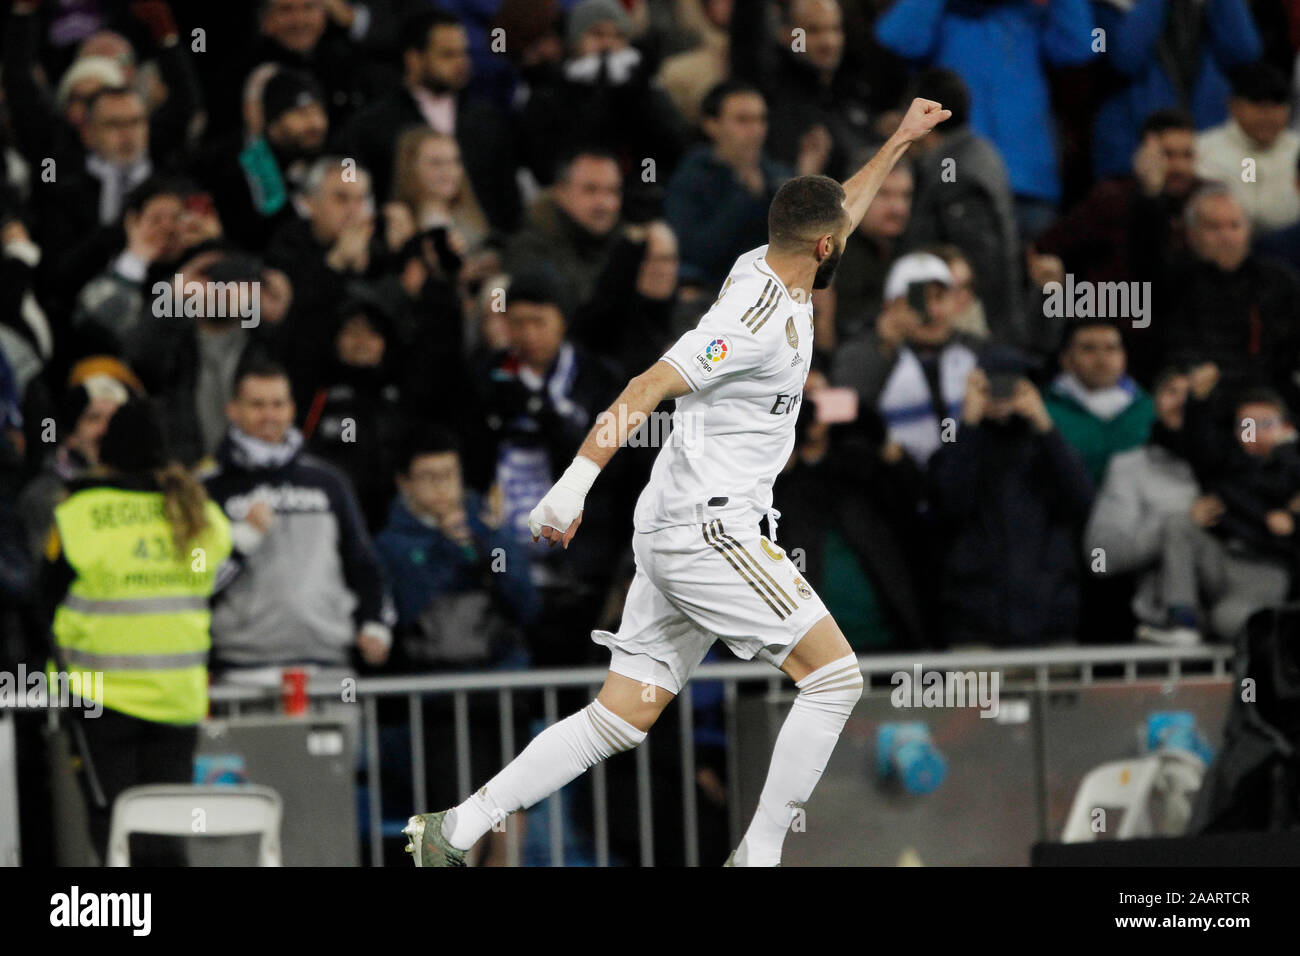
[{"left": 44, "top": 399, "right": 231, "bottom": 864}]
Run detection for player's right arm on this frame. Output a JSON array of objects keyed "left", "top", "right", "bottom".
[
  {"left": 529, "top": 360, "right": 690, "bottom": 548},
  {"left": 839, "top": 98, "right": 952, "bottom": 238}
]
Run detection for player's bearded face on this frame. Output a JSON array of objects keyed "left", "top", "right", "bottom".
[{"left": 813, "top": 237, "right": 843, "bottom": 289}]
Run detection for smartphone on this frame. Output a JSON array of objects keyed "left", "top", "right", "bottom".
[
  {"left": 810, "top": 387, "right": 859, "bottom": 425},
  {"left": 907, "top": 282, "right": 932, "bottom": 325}
]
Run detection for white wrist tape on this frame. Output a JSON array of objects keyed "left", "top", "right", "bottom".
[{"left": 528, "top": 456, "right": 600, "bottom": 539}]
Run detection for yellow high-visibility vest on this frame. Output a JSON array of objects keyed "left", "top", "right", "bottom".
[{"left": 51, "top": 486, "right": 232, "bottom": 724}]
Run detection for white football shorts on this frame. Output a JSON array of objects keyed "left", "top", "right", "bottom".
[{"left": 591, "top": 518, "right": 829, "bottom": 695}]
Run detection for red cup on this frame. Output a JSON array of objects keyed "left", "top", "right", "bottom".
[{"left": 281, "top": 668, "right": 308, "bottom": 716}]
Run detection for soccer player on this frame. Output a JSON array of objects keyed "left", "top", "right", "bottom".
[{"left": 405, "top": 98, "right": 951, "bottom": 867}]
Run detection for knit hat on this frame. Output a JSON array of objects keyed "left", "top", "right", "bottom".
[
  {"left": 99, "top": 399, "right": 169, "bottom": 473},
  {"left": 507, "top": 266, "right": 569, "bottom": 317},
  {"left": 566, "top": 0, "right": 631, "bottom": 48},
  {"left": 261, "top": 68, "right": 324, "bottom": 127}
]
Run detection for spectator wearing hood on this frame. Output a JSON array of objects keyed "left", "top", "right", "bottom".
[
  {"left": 1090, "top": 0, "right": 1262, "bottom": 182},
  {"left": 300, "top": 299, "right": 404, "bottom": 531},
  {"left": 1045, "top": 319, "right": 1155, "bottom": 485},
  {"left": 928, "top": 347, "right": 1095, "bottom": 647},
  {"left": 203, "top": 358, "right": 395, "bottom": 672}
]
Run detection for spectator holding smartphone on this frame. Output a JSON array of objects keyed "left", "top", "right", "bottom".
[
  {"left": 831, "top": 251, "right": 979, "bottom": 467},
  {"left": 927, "top": 349, "right": 1095, "bottom": 647}
]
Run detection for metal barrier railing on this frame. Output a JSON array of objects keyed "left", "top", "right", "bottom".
[{"left": 208, "top": 643, "right": 1234, "bottom": 866}]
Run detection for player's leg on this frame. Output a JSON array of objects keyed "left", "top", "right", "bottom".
[
  {"left": 428, "top": 673, "right": 673, "bottom": 859},
  {"left": 731, "top": 612, "right": 862, "bottom": 866}
]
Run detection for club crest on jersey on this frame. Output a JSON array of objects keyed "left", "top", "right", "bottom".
[
  {"left": 694, "top": 337, "right": 730, "bottom": 375},
  {"left": 785, "top": 315, "right": 798, "bottom": 349},
  {"left": 793, "top": 577, "right": 813, "bottom": 600}
]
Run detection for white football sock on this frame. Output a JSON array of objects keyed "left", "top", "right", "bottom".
[
  {"left": 734, "top": 653, "right": 862, "bottom": 866},
  {"left": 443, "top": 698, "right": 647, "bottom": 851}
]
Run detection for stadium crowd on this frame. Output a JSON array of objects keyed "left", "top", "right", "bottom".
[{"left": 3, "top": 0, "right": 1300, "bottom": 862}]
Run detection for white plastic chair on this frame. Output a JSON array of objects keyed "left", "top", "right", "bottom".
[
  {"left": 1061, "top": 750, "right": 1205, "bottom": 842},
  {"left": 106, "top": 784, "right": 282, "bottom": 866}
]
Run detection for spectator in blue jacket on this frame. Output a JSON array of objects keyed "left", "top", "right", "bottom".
[
  {"left": 1090, "top": 0, "right": 1261, "bottom": 182},
  {"left": 375, "top": 424, "right": 539, "bottom": 671},
  {"left": 664, "top": 80, "right": 794, "bottom": 290},
  {"left": 875, "top": 0, "right": 1097, "bottom": 237}
]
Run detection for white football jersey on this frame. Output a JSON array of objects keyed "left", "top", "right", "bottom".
[{"left": 633, "top": 245, "right": 814, "bottom": 533}]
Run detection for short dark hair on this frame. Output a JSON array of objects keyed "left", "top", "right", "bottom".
[
  {"left": 1061, "top": 318, "right": 1123, "bottom": 350},
  {"left": 700, "top": 79, "right": 763, "bottom": 120},
  {"left": 768, "top": 175, "right": 846, "bottom": 250},
  {"left": 1229, "top": 61, "right": 1290, "bottom": 105},
  {"left": 123, "top": 176, "right": 186, "bottom": 217},
  {"left": 1139, "top": 108, "right": 1196, "bottom": 138},
  {"left": 904, "top": 68, "right": 969, "bottom": 130},
  {"left": 402, "top": 7, "right": 464, "bottom": 53},
  {"left": 554, "top": 146, "right": 620, "bottom": 184},
  {"left": 1235, "top": 386, "right": 1289, "bottom": 419},
  {"left": 233, "top": 355, "right": 291, "bottom": 396},
  {"left": 398, "top": 424, "right": 462, "bottom": 473}
]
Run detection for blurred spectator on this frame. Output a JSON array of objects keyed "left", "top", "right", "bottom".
[
  {"left": 1045, "top": 319, "right": 1155, "bottom": 484},
  {"left": 664, "top": 81, "right": 793, "bottom": 290},
  {"left": 386, "top": 127, "right": 497, "bottom": 291},
  {"left": 876, "top": 0, "right": 1096, "bottom": 237},
  {"left": 300, "top": 299, "right": 404, "bottom": 531},
  {"left": 3, "top": 0, "right": 200, "bottom": 173},
  {"left": 901, "top": 69, "right": 1022, "bottom": 342},
  {"left": 1085, "top": 366, "right": 1202, "bottom": 639},
  {"left": 930, "top": 244, "right": 989, "bottom": 341},
  {"left": 1141, "top": 183, "right": 1300, "bottom": 399},
  {"left": 831, "top": 155, "right": 913, "bottom": 344},
  {"left": 569, "top": 221, "right": 694, "bottom": 379},
  {"left": 121, "top": 246, "right": 292, "bottom": 465},
  {"left": 772, "top": 369, "right": 930, "bottom": 649},
  {"left": 18, "top": 375, "right": 129, "bottom": 561},
  {"left": 375, "top": 424, "right": 538, "bottom": 669},
  {"left": 504, "top": 150, "right": 623, "bottom": 313},
  {"left": 1254, "top": 149, "right": 1300, "bottom": 272},
  {"left": 928, "top": 352, "right": 1095, "bottom": 647},
  {"left": 1134, "top": 386, "right": 1299, "bottom": 644},
  {"left": 242, "top": 0, "right": 392, "bottom": 130},
  {"left": 1091, "top": 0, "right": 1262, "bottom": 181},
  {"left": 467, "top": 268, "right": 625, "bottom": 665},
  {"left": 832, "top": 252, "right": 979, "bottom": 468},
  {"left": 1037, "top": 109, "right": 1205, "bottom": 286},
  {"left": 515, "top": 0, "right": 689, "bottom": 208},
  {"left": 657, "top": 0, "right": 732, "bottom": 128},
  {"left": 337, "top": 7, "right": 522, "bottom": 232},
  {"left": 731, "top": 0, "right": 897, "bottom": 180},
  {"left": 1196, "top": 61, "right": 1300, "bottom": 233},
  {"left": 203, "top": 359, "right": 395, "bottom": 671},
  {"left": 0, "top": 215, "right": 54, "bottom": 373},
  {"left": 196, "top": 68, "right": 330, "bottom": 252}
]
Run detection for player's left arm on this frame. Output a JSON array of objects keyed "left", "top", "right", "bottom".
[{"left": 838, "top": 98, "right": 952, "bottom": 239}]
